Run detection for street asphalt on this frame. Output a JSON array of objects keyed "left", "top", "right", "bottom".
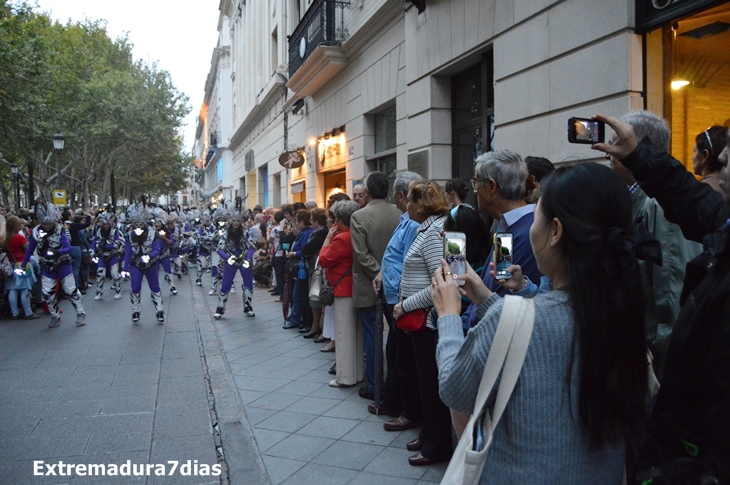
[{"left": 0, "top": 269, "right": 447, "bottom": 485}]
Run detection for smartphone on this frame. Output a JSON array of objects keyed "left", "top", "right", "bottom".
[
  {"left": 567, "top": 117, "right": 604, "bottom": 144},
  {"left": 494, "top": 232, "right": 514, "bottom": 280},
  {"left": 473, "top": 409, "right": 486, "bottom": 452},
  {"left": 443, "top": 232, "right": 467, "bottom": 286}
]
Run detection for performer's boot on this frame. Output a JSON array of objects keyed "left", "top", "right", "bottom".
[
  {"left": 244, "top": 287, "right": 255, "bottom": 317},
  {"left": 151, "top": 291, "right": 164, "bottom": 323},
  {"left": 214, "top": 291, "right": 229, "bottom": 320},
  {"left": 131, "top": 292, "right": 141, "bottom": 323}
]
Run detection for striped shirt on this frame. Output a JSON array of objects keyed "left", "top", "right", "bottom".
[{"left": 400, "top": 215, "right": 445, "bottom": 329}]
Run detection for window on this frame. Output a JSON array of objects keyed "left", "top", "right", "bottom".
[
  {"left": 271, "top": 27, "right": 279, "bottom": 72},
  {"left": 451, "top": 51, "right": 494, "bottom": 184},
  {"left": 374, "top": 105, "right": 396, "bottom": 153}
]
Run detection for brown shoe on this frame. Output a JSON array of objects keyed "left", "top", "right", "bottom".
[
  {"left": 408, "top": 452, "right": 449, "bottom": 467},
  {"left": 383, "top": 415, "right": 422, "bottom": 432},
  {"left": 367, "top": 403, "right": 399, "bottom": 417},
  {"left": 406, "top": 438, "right": 424, "bottom": 452}
]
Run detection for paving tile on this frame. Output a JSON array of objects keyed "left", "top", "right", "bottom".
[
  {"left": 153, "top": 400, "right": 212, "bottom": 438},
  {"left": 160, "top": 358, "right": 202, "bottom": 377},
  {"left": 238, "top": 390, "right": 268, "bottom": 405},
  {"left": 253, "top": 427, "right": 290, "bottom": 452},
  {"left": 149, "top": 434, "right": 217, "bottom": 466},
  {"left": 341, "top": 421, "right": 401, "bottom": 447},
  {"left": 0, "top": 387, "right": 59, "bottom": 405},
  {"left": 322, "top": 400, "right": 371, "bottom": 421},
  {"left": 388, "top": 428, "right": 421, "bottom": 448},
  {"left": 263, "top": 455, "right": 306, "bottom": 485},
  {"left": 247, "top": 392, "right": 300, "bottom": 411},
  {"left": 256, "top": 411, "right": 316, "bottom": 434},
  {"left": 84, "top": 413, "right": 154, "bottom": 454},
  {"left": 311, "top": 440, "right": 384, "bottom": 471},
  {"left": 420, "top": 462, "right": 448, "bottom": 483},
  {"left": 243, "top": 407, "right": 277, "bottom": 426},
  {"left": 363, "top": 447, "right": 427, "bottom": 480},
  {"left": 348, "top": 471, "right": 418, "bottom": 485},
  {"left": 280, "top": 463, "right": 357, "bottom": 485},
  {"left": 111, "top": 373, "right": 159, "bottom": 387},
  {"left": 233, "top": 376, "right": 290, "bottom": 393},
  {"left": 295, "top": 416, "right": 360, "bottom": 440},
  {"left": 265, "top": 433, "right": 334, "bottom": 462},
  {"left": 156, "top": 376, "right": 207, "bottom": 403},
  {"left": 283, "top": 396, "right": 340, "bottom": 416},
  {"left": 44, "top": 399, "right": 103, "bottom": 418},
  {"left": 17, "top": 417, "right": 92, "bottom": 459},
  {"left": 100, "top": 394, "right": 157, "bottom": 415}
]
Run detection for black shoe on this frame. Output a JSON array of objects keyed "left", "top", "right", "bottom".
[
  {"left": 303, "top": 333, "right": 319, "bottom": 339},
  {"left": 358, "top": 387, "right": 374, "bottom": 400},
  {"left": 328, "top": 364, "right": 336, "bottom": 375},
  {"left": 214, "top": 307, "right": 224, "bottom": 320},
  {"left": 313, "top": 336, "right": 330, "bottom": 344},
  {"left": 156, "top": 311, "right": 165, "bottom": 323},
  {"left": 132, "top": 312, "right": 140, "bottom": 323},
  {"left": 176, "top": 273, "right": 181, "bottom": 280}
]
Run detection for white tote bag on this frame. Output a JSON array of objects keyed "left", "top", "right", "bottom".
[{"left": 440, "top": 295, "right": 535, "bottom": 485}]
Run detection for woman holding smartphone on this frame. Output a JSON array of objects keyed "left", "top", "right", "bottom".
[{"left": 432, "top": 163, "right": 650, "bottom": 484}]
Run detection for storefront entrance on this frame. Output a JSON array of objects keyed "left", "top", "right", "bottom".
[{"left": 323, "top": 170, "right": 346, "bottom": 206}]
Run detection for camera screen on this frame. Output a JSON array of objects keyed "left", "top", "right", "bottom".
[
  {"left": 573, "top": 119, "right": 601, "bottom": 143},
  {"left": 445, "top": 236, "right": 467, "bottom": 284}
]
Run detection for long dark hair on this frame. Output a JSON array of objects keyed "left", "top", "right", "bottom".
[
  {"left": 443, "top": 205, "right": 491, "bottom": 269},
  {"left": 539, "top": 163, "right": 647, "bottom": 449}
]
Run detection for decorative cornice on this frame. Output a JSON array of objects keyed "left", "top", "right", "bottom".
[
  {"left": 229, "top": 72, "right": 288, "bottom": 149},
  {"left": 203, "top": 46, "right": 231, "bottom": 105},
  {"left": 286, "top": 45, "right": 349, "bottom": 97}
]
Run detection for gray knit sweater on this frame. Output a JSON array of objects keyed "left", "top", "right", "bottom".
[{"left": 437, "top": 291, "right": 625, "bottom": 485}]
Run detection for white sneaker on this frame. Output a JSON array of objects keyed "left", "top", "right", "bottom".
[
  {"left": 230, "top": 287, "right": 236, "bottom": 294},
  {"left": 208, "top": 288, "right": 217, "bottom": 296},
  {"left": 114, "top": 292, "right": 122, "bottom": 300},
  {"left": 245, "top": 310, "right": 255, "bottom": 317},
  {"left": 94, "top": 292, "right": 102, "bottom": 300}
]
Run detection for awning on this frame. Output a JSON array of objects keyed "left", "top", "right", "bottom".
[{"left": 291, "top": 182, "right": 304, "bottom": 194}]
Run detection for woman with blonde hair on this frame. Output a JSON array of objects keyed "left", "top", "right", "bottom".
[{"left": 389, "top": 180, "right": 452, "bottom": 466}]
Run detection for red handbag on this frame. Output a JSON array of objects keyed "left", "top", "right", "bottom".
[{"left": 396, "top": 308, "right": 430, "bottom": 332}]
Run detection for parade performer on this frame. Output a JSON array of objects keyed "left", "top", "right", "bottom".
[
  {"left": 214, "top": 209, "right": 255, "bottom": 319},
  {"left": 91, "top": 210, "right": 123, "bottom": 300},
  {"left": 195, "top": 211, "right": 213, "bottom": 286},
  {"left": 20, "top": 202, "right": 86, "bottom": 328},
  {"left": 153, "top": 209, "right": 178, "bottom": 295},
  {"left": 208, "top": 207, "right": 227, "bottom": 295},
  {"left": 122, "top": 204, "right": 164, "bottom": 323}
]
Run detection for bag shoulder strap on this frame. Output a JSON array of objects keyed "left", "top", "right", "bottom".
[
  {"left": 471, "top": 295, "right": 535, "bottom": 427},
  {"left": 332, "top": 265, "right": 352, "bottom": 289}
]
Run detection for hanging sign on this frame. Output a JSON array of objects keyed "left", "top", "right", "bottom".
[
  {"left": 636, "top": 0, "right": 721, "bottom": 33},
  {"left": 279, "top": 150, "right": 305, "bottom": 169}
]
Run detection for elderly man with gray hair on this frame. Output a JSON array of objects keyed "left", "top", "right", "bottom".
[
  {"left": 461, "top": 150, "right": 542, "bottom": 330},
  {"left": 606, "top": 110, "right": 702, "bottom": 380}
]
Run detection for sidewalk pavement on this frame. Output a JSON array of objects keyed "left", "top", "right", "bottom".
[
  {"left": 205, "top": 284, "right": 447, "bottom": 485},
  {"left": 0, "top": 274, "right": 263, "bottom": 485}
]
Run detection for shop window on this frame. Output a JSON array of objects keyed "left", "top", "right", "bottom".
[
  {"left": 646, "top": 3, "right": 730, "bottom": 171},
  {"left": 451, "top": 51, "right": 494, "bottom": 188}
]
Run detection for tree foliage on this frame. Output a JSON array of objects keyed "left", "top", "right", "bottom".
[{"left": 0, "top": 0, "right": 191, "bottom": 209}]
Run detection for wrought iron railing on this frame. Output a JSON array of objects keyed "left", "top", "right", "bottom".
[{"left": 288, "top": 0, "right": 350, "bottom": 79}]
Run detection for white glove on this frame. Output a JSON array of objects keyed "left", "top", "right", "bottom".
[
  {"left": 227, "top": 256, "right": 236, "bottom": 265},
  {"left": 141, "top": 255, "right": 150, "bottom": 264},
  {"left": 91, "top": 257, "right": 99, "bottom": 264},
  {"left": 14, "top": 268, "right": 26, "bottom": 276},
  {"left": 120, "top": 270, "right": 130, "bottom": 278}
]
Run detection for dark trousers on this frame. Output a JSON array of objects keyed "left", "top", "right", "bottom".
[
  {"left": 410, "top": 327, "right": 453, "bottom": 460},
  {"left": 382, "top": 303, "right": 403, "bottom": 414},
  {"left": 273, "top": 255, "right": 285, "bottom": 294}
]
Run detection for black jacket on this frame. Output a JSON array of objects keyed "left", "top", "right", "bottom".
[{"left": 623, "top": 140, "right": 730, "bottom": 483}]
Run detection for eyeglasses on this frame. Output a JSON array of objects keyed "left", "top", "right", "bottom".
[{"left": 470, "top": 178, "right": 479, "bottom": 189}]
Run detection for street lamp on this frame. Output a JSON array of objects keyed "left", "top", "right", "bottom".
[
  {"left": 53, "top": 133, "right": 64, "bottom": 191},
  {"left": 9, "top": 163, "right": 19, "bottom": 213}
]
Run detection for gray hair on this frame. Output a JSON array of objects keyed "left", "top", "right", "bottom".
[
  {"left": 305, "top": 199, "right": 318, "bottom": 209},
  {"left": 393, "top": 171, "right": 423, "bottom": 196},
  {"left": 620, "top": 110, "right": 670, "bottom": 152},
  {"left": 474, "top": 149, "right": 528, "bottom": 202},
  {"left": 331, "top": 200, "right": 360, "bottom": 227}
]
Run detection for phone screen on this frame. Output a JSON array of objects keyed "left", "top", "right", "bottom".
[
  {"left": 568, "top": 117, "right": 605, "bottom": 144},
  {"left": 443, "top": 232, "right": 467, "bottom": 286},
  {"left": 494, "top": 232, "right": 514, "bottom": 280}
]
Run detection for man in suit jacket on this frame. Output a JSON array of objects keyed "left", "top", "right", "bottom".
[{"left": 350, "top": 171, "right": 402, "bottom": 400}]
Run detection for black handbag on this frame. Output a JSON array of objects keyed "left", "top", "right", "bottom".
[
  {"left": 319, "top": 266, "right": 351, "bottom": 307},
  {"left": 285, "top": 257, "right": 300, "bottom": 278}
]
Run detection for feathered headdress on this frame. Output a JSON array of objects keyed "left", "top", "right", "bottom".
[
  {"left": 152, "top": 207, "right": 168, "bottom": 225},
  {"left": 97, "top": 211, "right": 114, "bottom": 224},
  {"left": 125, "top": 203, "right": 150, "bottom": 225},
  {"left": 35, "top": 200, "right": 60, "bottom": 225}
]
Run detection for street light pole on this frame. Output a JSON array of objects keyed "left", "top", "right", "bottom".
[
  {"left": 53, "top": 133, "right": 64, "bottom": 194},
  {"left": 10, "top": 163, "right": 19, "bottom": 213}
]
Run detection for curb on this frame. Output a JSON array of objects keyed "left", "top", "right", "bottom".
[{"left": 190, "top": 282, "right": 272, "bottom": 485}]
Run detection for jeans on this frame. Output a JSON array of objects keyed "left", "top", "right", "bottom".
[
  {"left": 286, "top": 277, "right": 312, "bottom": 328},
  {"left": 8, "top": 289, "right": 32, "bottom": 317},
  {"left": 358, "top": 305, "right": 378, "bottom": 393},
  {"left": 70, "top": 246, "right": 82, "bottom": 290}
]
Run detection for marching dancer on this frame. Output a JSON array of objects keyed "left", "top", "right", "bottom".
[
  {"left": 121, "top": 204, "right": 164, "bottom": 323},
  {"left": 154, "top": 209, "right": 178, "bottom": 295},
  {"left": 195, "top": 211, "right": 213, "bottom": 286},
  {"left": 208, "top": 207, "right": 227, "bottom": 295},
  {"left": 20, "top": 202, "right": 86, "bottom": 327},
  {"left": 214, "top": 210, "right": 255, "bottom": 319},
  {"left": 91, "top": 210, "right": 123, "bottom": 300}
]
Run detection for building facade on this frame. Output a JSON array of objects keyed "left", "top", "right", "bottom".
[{"left": 195, "top": 0, "right": 730, "bottom": 208}]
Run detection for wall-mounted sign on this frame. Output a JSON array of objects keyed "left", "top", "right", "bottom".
[
  {"left": 636, "top": 0, "right": 721, "bottom": 33},
  {"left": 279, "top": 150, "right": 305, "bottom": 169},
  {"left": 408, "top": 150, "right": 429, "bottom": 179},
  {"left": 348, "top": 146, "right": 354, "bottom": 160},
  {"left": 317, "top": 135, "right": 346, "bottom": 171}
]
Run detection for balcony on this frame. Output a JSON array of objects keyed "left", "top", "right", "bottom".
[{"left": 287, "top": 0, "right": 350, "bottom": 96}]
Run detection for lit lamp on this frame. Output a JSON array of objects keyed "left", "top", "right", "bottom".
[{"left": 671, "top": 79, "right": 690, "bottom": 90}]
